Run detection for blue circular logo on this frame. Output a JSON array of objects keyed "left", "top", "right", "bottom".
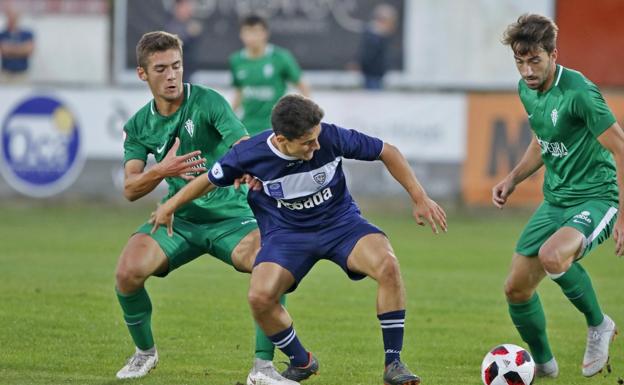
[{"left": 1, "top": 96, "right": 84, "bottom": 197}]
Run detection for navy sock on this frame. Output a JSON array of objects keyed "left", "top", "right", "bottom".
[
  {"left": 268, "top": 324, "right": 309, "bottom": 367},
  {"left": 378, "top": 309, "right": 406, "bottom": 366}
]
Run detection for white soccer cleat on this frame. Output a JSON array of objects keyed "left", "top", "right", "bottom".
[
  {"left": 246, "top": 358, "right": 300, "bottom": 385},
  {"left": 535, "top": 357, "right": 559, "bottom": 378},
  {"left": 582, "top": 314, "right": 617, "bottom": 377},
  {"left": 116, "top": 348, "right": 159, "bottom": 379}
]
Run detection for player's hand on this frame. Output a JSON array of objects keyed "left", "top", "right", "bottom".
[
  {"left": 233, "top": 174, "right": 263, "bottom": 191},
  {"left": 492, "top": 178, "right": 516, "bottom": 209},
  {"left": 613, "top": 215, "right": 624, "bottom": 257},
  {"left": 412, "top": 197, "right": 447, "bottom": 234},
  {"left": 149, "top": 203, "right": 175, "bottom": 237},
  {"left": 156, "top": 137, "right": 206, "bottom": 180}
]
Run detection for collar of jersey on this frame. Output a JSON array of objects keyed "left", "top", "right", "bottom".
[
  {"left": 242, "top": 44, "right": 274, "bottom": 60},
  {"left": 267, "top": 133, "right": 299, "bottom": 160},
  {"left": 150, "top": 83, "right": 190, "bottom": 117}
]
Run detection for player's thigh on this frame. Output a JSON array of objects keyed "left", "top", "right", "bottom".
[
  {"left": 134, "top": 219, "right": 204, "bottom": 277},
  {"left": 504, "top": 253, "right": 546, "bottom": 302},
  {"left": 206, "top": 217, "right": 259, "bottom": 272},
  {"left": 117, "top": 232, "right": 169, "bottom": 278},
  {"left": 561, "top": 200, "right": 618, "bottom": 259},
  {"left": 346, "top": 232, "right": 396, "bottom": 279}
]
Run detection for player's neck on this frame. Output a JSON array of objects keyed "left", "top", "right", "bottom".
[
  {"left": 246, "top": 44, "right": 267, "bottom": 58},
  {"left": 154, "top": 95, "right": 183, "bottom": 117}
]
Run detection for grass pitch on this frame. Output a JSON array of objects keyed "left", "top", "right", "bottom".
[{"left": 0, "top": 202, "right": 622, "bottom": 385}]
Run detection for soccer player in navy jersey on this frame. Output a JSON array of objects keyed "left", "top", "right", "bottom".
[{"left": 150, "top": 94, "right": 447, "bottom": 385}]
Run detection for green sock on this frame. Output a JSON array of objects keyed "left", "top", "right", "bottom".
[
  {"left": 552, "top": 263, "right": 604, "bottom": 327},
  {"left": 508, "top": 293, "right": 553, "bottom": 364},
  {"left": 116, "top": 286, "right": 154, "bottom": 350},
  {"left": 254, "top": 294, "right": 286, "bottom": 360}
]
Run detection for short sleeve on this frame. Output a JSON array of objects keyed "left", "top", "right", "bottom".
[
  {"left": 204, "top": 89, "right": 248, "bottom": 146},
  {"left": 571, "top": 82, "right": 616, "bottom": 137},
  {"left": 279, "top": 50, "right": 302, "bottom": 84},
  {"left": 329, "top": 124, "right": 383, "bottom": 160},
  {"left": 207, "top": 147, "right": 245, "bottom": 187},
  {"left": 123, "top": 124, "right": 148, "bottom": 163}
]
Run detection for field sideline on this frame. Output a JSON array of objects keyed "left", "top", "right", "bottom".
[{"left": 0, "top": 202, "right": 622, "bottom": 385}]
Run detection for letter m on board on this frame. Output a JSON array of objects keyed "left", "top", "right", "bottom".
[{"left": 488, "top": 118, "right": 532, "bottom": 176}]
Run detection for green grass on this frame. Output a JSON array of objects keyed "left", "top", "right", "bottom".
[{"left": 0, "top": 203, "right": 623, "bottom": 385}]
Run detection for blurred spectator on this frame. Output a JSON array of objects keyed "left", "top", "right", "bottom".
[
  {"left": 165, "top": 0, "right": 201, "bottom": 83},
  {"left": 229, "top": 14, "right": 310, "bottom": 136},
  {"left": 0, "top": 7, "right": 34, "bottom": 82},
  {"left": 358, "top": 4, "right": 397, "bottom": 90}
]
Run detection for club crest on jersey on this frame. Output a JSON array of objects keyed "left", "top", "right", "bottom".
[
  {"left": 551, "top": 108, "right": 558, "bottom": 126},
  {"left": 263, "top": 63, "right": 274, "bottom": 78},
  {"left": 184, "top": 119, "right": 194, "bottom": 137},
  {"left": 267, "top": 182, "right": 284, "bottom": 198},
  {"left": 313, "top": 172, "right": 326, "bottom": 185}
]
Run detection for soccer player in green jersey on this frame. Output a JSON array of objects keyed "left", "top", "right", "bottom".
[
  {"left": 229, "top": 14, "right": 310, "bottom": 136},
  {"left": 493, "top": 14, "right": 624, "bottom": 378},
  {"left": 114, "top": 31, "right": 296, "bottom": 385}
]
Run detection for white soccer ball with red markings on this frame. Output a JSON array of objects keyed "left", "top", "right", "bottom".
[{"left": 481, "top": 344, "right": 535, "bottom": 385}]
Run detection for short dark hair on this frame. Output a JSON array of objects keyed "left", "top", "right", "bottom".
[
  {"left": 136, "top": 31, "right": 183, "bottom": 69},
  {"left": 502, "top": 13, "right": 558, "bottom": 55},
  {"left": 240, "top": 14, "right": 268, "bottom": 30},
  {"left": 271, "top": 95, "right": 324, "bottom": 140}
]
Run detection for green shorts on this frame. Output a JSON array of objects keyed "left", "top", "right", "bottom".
[
  {"left": 136, "top": 215, "right": 258, "bottom": 276},
  {"left": 516, "top": 200, "right": 618, "bottom": 258}
]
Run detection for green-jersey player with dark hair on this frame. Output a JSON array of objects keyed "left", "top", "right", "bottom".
[
  {"left": 114, "top": 30, "right": 296, "bottom": 385},
  {"left": 229, "top": 14, "right": 310, "bottom": 136},
  {"left": 493, "top": 13, "right": 624, "bottom": 379}
]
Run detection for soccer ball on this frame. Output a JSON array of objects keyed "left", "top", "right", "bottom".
[{"left": 481, "top": 344, "right": 535, "bottom": 385}]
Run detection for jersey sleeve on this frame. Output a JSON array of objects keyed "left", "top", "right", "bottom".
[
  {"left": 207, "top": 147, "right": 245, "bottom": 187},
  {"left": 204, "top": 89, "right": 249, "bottom": 146},
  {"left": 571, "top": 82, "right": 616, "bottom": 137},
  {"left": 123, "top": 123, "right": 148, "bottom": 164},
  {"left": 329, "top": 124, "right": 383, "bottom": 161},
  {"left": 279, "top": 50, "right": 302, "bottom": 84}
]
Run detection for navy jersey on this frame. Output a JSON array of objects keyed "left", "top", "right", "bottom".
[{"left": 208, "top": 123, "right": 383, "bottom": 235}]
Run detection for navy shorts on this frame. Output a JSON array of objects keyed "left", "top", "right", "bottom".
[{"left": 254, "top": 213, "right": 385, "bottom": 292}]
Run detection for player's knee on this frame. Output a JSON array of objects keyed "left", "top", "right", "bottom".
[
  {"left": 537, "top": 245, "right": 566, "bottom": 274},
  {"left": 115, "top": 262, "right": 148, "bottom": 290},
  {"left": 247, "top": 287, "right": 275, "bottom": 313},
  {"left": 504, "top": 278, "right": 533, "bottom": 303},
  {"left": 374, "top": 253, "right": 401, "bottom": 284}
]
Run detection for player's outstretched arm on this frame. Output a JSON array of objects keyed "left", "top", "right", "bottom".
[
  {"left": 149, "top": 173, "right": 216, "bottom": 236},
  {"left": 379, "top": 142, "right": 447, "bottom": 234},
  {"left": 123, "top": 137, "right": 206, "bottom": 201},
  {"left": 597, "top": 122, "right": 624, "bottom": 256},
  {"left": 492, "top": 136, "right": 543, "bottom": 209}
]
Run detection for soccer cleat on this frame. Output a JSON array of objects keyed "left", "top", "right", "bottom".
[
  {"left": 115, "top": 348, "right": 159, "bottom": 379},
  {"left": 281, "top": 352, "right": 319, "bottom": 382},
  {"left": 247, "top": 358, "right": 300, "bottom": 385},
  {"left": 535, "top": 357, "right": 559, "bottom": 378},
  {"left": 582, "top": 314, "right": 617, "bottom": 377},
  {"left": 383, "top": 360, "right": 421, "bottom": 385}
]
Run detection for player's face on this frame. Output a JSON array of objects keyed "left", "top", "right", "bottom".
[
  {"left": 282, "top": 124, "right": 322, "bottom": 161},
  {"left": 138, "top": 49, "right": 183, "bottom": 102},
  {"left": 240, "top": 24, "right": 269, "bottom": 51},
  {"left": 514, "top": 48, "right": 557, "bottom": 92}
]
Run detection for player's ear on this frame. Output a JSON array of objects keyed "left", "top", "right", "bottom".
[
  {"left": 137, "top": 66, "right": 148, "bottom": 81},
  {"left": 550, "top": 48, "right": 558, "bottom": 62}
]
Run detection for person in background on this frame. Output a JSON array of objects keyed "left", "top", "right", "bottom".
[
  {"left": 358, "top": 3, "right": 397, "bottom": 90},
  {"left": 229, "top": 14, "right": 310, "bottom": 136},
  {"left": 0, "top": 6, "right": 34, "bottom": 82},
  {"left": 165, "top": 0, "right": 202, "bottom": 83}
]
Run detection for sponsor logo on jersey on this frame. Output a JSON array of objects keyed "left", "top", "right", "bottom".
[
  {"left": 313, "top": 172, "right": 326, "bottom": 185},
  {"left": 267, "top": 182, "right": 284, "bottom": 198},
  {"left": 211, "top": 162, "right": 224, "bottom": 179},
  {"left": 573, "top": 210, "right": 592, "bottom": 225},
  {"left": 0, "top": 95, "right": 84, "bottom": 197},
  {"left": 551, "top": 108, "right": 558, "bottom": 126},
  {"left": 184, "top": 119, "right": 194, "bottom": 137},
  {"left": 536, "top": 136, "right": 568, "bottom": 158},
  {"left": 242, "top": 86, "right": 275, "bottom": 101},
  {"left": 276, "top": 187, "right": 333, "bottom": 210},
  {"left": 185, "top": 154, "right": 205, "bottom": 175}
]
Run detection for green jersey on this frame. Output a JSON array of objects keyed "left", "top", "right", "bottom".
[
  {"left": 519, "top": 65, "right": 618, "bottom": 206},
  {"left": 123, "top": 83, "right": 252, "bottom": 222},
  {"left": 229, "top": 44, "right": 302, "bottom": 135}
]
